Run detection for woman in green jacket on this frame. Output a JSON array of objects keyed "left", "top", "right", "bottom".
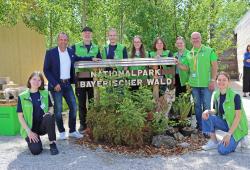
[
  {"left": 201, "top": 71, "right": 248, "bottom": 155},
  {"left": 17, "top": 71, "right": 58, "bottom": 155},
  {"left": 149, "top": 37, "right": 173, "bottom": 96},
  {"left": 128, "top": 35, "right": 148, "bottom": 91},
  {"left": 174, "top": 36, "right": 189, "bottom": 97}
]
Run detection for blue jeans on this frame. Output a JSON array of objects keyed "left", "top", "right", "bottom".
[
  {"left": 202, "top": 115, "right": 240, "bottom": 155},
  {"left": 192, "top": 87, "right": 212, "bottom": 129},
  {"left": 50, "top": 82, "right": 77, "bottom": 133}
]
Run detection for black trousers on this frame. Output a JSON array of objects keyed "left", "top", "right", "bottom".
[
  {"left": 76, "top": 84, "right": 94, "bottom": 130},
  {"left": 25, "top": 114, "right": 56, "bottom": 155},
  {"left": 175, "top": 74, "right": 186, "bottom": 97},
  {"left": 243, "top": 66, "right": 250, "bottom": 93}
]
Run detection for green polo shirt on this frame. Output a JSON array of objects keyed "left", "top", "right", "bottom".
[{"left": 183, "top": 45, "right": 218, "bottom": 87}]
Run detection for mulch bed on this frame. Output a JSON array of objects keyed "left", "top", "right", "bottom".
[{"left": 76, "top": 133, "right": 207, "bottom": 157}]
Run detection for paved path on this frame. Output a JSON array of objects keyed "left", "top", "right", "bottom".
[{"left": 0, "top": 81, "right": 250, "bottom": 170}]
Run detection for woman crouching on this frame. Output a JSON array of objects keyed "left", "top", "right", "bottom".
[
  {"left": 17, "top": 71, "right": 59, "bottom": 155},
  {"left": 202, "top": 71, "right": 248, "bottom": 155}
]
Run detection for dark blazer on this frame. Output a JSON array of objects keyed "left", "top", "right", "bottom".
[{"left": 43, "top": 47, "right": 77, "bottom": 91}]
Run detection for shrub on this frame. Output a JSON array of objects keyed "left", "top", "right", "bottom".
[{"left": 87, "top": 84, "right": 168, "bottom": 147}]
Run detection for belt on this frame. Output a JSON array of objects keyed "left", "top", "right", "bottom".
[{"left": 60, "top": 79, "right": 70, "bottom": 83}]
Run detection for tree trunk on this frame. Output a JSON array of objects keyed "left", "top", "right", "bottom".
[
  {"left": 82, "top": 0, "right": 88, "bottom": 27},
  {"left": 49, "top": 11, "right": 53, "bottom": 48}
]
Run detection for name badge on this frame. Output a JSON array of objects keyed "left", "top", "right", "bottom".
[
  {"left": 191, "top": 73, "right": 196, "bottom": 78},
  {"left": 40, "top": 103, "right": 45, "bottom": 110}
]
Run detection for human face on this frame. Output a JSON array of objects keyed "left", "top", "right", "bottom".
[
  {"left": 57, "top": 34, "right": 68, "bottom": 51},
  {"left": 247, "top": 45, "right": 250, "bottom": 52},
  {"left": 217, "top": 74, "right": 230, "bottom": 91},
  {"left": 29, "top": 75, "right": 42, "bottom": 90},
  {"left": 82, "top": 31, "right": 92, "bottom": 43},
  {"left": 156, "top": 40, "right": 164, "bottom": 50},
  {"left": 108, "top": 30, "right": 117, "bottom": 44},
  {"left": 191, "top": 33, "right": 202, "bottom": 48},
  {"left": 133, "top": 37, "right": 142, "bottom": 50},
  {"left": 175, "top": 39, "right": 185, "bottom": 51}
]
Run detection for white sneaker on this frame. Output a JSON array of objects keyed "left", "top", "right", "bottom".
[
  {"left": 69, "top": 131, "right": 83, "bottom": 139},
  {"left": 239, "top": 136, "right": 249, "bottom": 148},
  {"left": 59, "top": 132, "right": 67, "bottom": 140},
  {"left": 202, "top": 140, "right": 218, "bottom": 150}
]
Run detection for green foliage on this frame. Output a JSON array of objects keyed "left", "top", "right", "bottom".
[
  {"left": 151, "top": 112, "right": 169, "bottom": 135},
  {"left": 0, "top": 0, "right": 249, "bottom": 53},
  {"left": 87, "top": 80, "right": 168, "bottom": 146},
  {"left": 172, "top": 90, "right": 193, "bottom": 121}
]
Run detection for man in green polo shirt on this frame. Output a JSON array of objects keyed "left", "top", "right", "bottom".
[
  {"left": 72, "top": 26, "right": 101, "bottom": 133},
  {"left": 177, "top": 32, "right": 218, "bottom": 130}
]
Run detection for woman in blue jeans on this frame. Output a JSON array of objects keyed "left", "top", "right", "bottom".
[{"left": 201, "top": 72, "right": 248, "bottom": 155}]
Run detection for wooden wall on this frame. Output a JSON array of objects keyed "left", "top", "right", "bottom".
[{"left": 0, "top": 22, "right": 46, "bottom": 85}]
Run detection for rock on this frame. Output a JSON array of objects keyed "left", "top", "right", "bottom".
[
  {"left": 173, "top": 132, "right": 184, "bottom": 141},
  {"left": 192, "top": 129, "right": 199, "bottom": 134},
  {"left": 191, "top": 134, "right": 199, "bottom": 140},
  {"left": 152, "top": 135, "right": 177, "bottom": 149},
  {"left": 178, "top": 142, "right": 190, "bottom": 148},
  {"left": 165, "top": 126, "right": 178, "bottom": 137}
]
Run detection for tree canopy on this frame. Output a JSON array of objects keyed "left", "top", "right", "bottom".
[{"left": 0, "top": 0, "right": 249, "bottom": 53}]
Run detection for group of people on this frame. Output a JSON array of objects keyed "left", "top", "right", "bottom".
[{"left": 16, "top": 27, "right": 248, "bottom": 156}]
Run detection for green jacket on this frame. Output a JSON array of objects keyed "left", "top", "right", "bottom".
[
  {"left": 18, "top": 90, "right": 49, "bottom": 139},
  {"left": 102, "top": 43, "right": 125, "bottom": 70},
  {"left": 185, "top": 45, "right": 218, "bottom": 87},
  {"left": 213, "top": 88, "right": 248, "bottom": 142},
  {"left": 149, "top": 50, "right": 173, "bottom": 79},
  {"left": 174, "top": 49, "right": 190, "bottom": 86},
  {"left": 74, "top": 41, "right": 99, "bottom": 72},
  {"left": 102, "top": 43, "right": 125, "bottom": 59},
  {"left": 128, "top": 52, "right": 148, "bottom": 80}
]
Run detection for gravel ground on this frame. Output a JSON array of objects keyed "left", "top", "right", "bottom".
[{"left": 1, "top": 81, "right": 250, "bottom": 170}]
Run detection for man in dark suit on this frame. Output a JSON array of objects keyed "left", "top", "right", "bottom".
[{"left": 43, "top": 32, "right": 83, "bottom": 140}]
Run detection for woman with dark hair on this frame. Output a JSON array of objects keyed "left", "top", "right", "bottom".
[
  {"left": 17, "top": 71, "right": 58, "bottom": 155},
  {"left": 201, "top": 72, "right": 248, "bottom": 155},
  {"left": 243, "top": 44, "right": 250, "bottom": 97},
  {"left": 149, "top": 37, "right": 173, "bottom": 96},
  {"left": 129, "top": 35, "right": 148, "bottom": 90}
]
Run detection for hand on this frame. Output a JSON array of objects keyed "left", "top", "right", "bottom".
[
  {"left": 43, "top": 112, "right": 53, "bottom": 117},
  {"left": 54, "top": 84, "right": 61, "bottom": 92},
  {"left": 246, "top": 59, "right": 250, "bottom": 62},
  {"left": 221, "top": 133, "right": 231, "bottom": 146},
  {"left": 174, "top": 58, "right": 179, "bottom": 65},
  {"left": 28, "top": 131, "right": 39, "bottom": 143},
  {"left": 202, "top": 110, "right": 210, "bottom": 120},
  {"left": 92, "top": 58, "right": 102, "bottom": 62},
  {"left": 208, "top": 81, "right": 216, "bottom": 91}
]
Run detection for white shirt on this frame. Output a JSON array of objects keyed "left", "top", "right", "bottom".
[{"left": 58, "top": 47, "right": 71, "bottom": 79}]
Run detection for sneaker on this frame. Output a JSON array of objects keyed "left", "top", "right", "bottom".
[
  {"left": 49, "top": 143, "right": 59, "bottom": 155},
  {"left": 239, "top": 136, "right": 249, "bottom": 148},
  {"left": 78, "top": 125, "right": 86, "bottom": 134},
  {"left": 202, "top": 140, "right": 218, "bottom": 150},
  {"left": 59, "top": 132, "right": 67, "bottom": 140},
  {"left": 69, "top": 131, "right": 83, "bottom": 139}
]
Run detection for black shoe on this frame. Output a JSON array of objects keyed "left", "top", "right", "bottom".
[
  {"left": 50, "top": 143, "right": 59, "bottom": 155},
  {"left": 78, "top": 125, "right": 86, "bottom": 134}
]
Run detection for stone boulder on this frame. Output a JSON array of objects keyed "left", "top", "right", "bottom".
[{"left": 152, "top": 135, "right": 177, "bottom": 149}]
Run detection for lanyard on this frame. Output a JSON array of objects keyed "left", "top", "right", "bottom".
[{"left": 191, "top": 46, "right": 202, "bottom": 71}]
